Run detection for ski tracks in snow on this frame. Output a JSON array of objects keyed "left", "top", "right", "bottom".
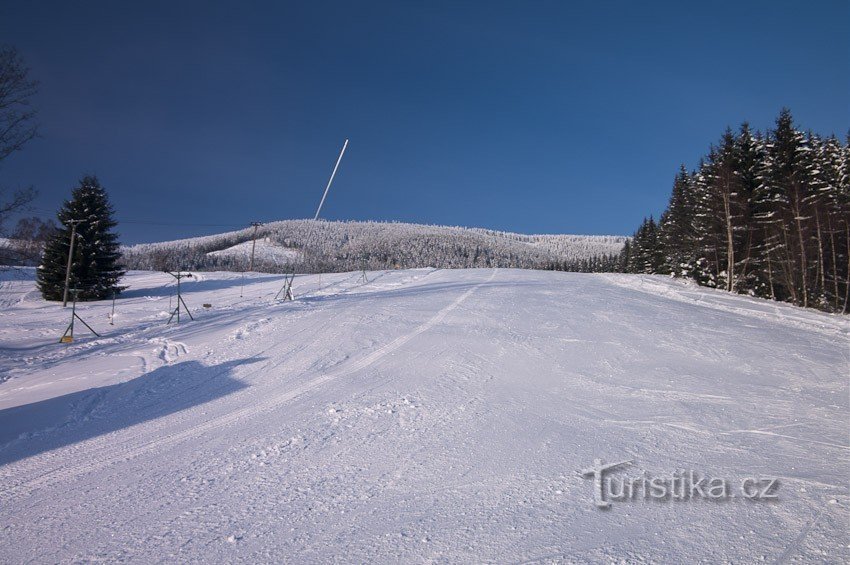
[{"left": 0, "top": 269, "right": 498, "bottom": 502}]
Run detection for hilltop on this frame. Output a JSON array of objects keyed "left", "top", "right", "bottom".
[{"left": 121, "top": 219, "right": 626, "bottom": 273}]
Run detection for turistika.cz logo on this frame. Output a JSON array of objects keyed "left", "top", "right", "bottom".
[{"left": 579, "top": 459, "right": 779, "bottom": 508}]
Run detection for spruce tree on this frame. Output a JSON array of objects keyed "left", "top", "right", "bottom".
[
  {"left": 660, "top": 165, "right": 696, "bottom": 276},
  {"left": 628, "top": 217, "right": 664, "bottom": 274},
  {"left": 761, "top": 108, "right": 812, "bottom": 306},
  {"left": 618, "top": 239, "right": 632, "bottom": 272},
  {"left": 733, "top": 123, "right": 765, "bottom": 295},
  {"left": 37, "top": 176, "right": 124, "bottom": 301}
]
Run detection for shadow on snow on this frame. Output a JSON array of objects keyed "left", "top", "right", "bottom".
[
  {"left": 118, "top": 273, "right": 290, "bottom": 299},
  {"left": 0, "top": 357, "right": 261, "bottom": 466}
]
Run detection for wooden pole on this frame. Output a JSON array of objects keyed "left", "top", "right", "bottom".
[
  {"left": 62, "top": 220, "right": 83, "bottom": 307},
  {"left": 249, "top": 222, "right": 262, "bottom": 272}
]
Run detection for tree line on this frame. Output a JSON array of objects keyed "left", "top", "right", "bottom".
[{"left": 622, "top": 109, "right": 849, "bottom": 313}]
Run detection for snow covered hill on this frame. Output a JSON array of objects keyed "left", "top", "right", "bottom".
[
  {"left": 206, "top": 238, "right": 303, "bottom": 264},
  {"left": 121, "top": 219, "right": 626, "bottom": 273},
  {"left": 0, "top": 268, "right": 847, "bottom": 562}
]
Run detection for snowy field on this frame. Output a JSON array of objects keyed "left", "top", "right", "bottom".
[
  {"left": 206, "top": 238, "right": 303, "bottom": 263},
  {"left": 0, "top": 268, "right": 847, "bottom": 562}
]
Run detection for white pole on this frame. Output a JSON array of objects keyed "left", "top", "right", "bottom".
[
  {"left": 275, "top": 139, "right": 349, "bottom": 302},
  {"left": 314, "top": 138, "right": 348, "bottom": 220}
]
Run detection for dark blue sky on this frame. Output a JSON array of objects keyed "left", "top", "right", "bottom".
[{"left": 1, "top": 1, "right": 847, "bottom": 243}]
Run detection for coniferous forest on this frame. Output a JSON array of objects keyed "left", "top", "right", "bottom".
[{"left": 622, "top": 109, "right": 850, "bottom": 313}]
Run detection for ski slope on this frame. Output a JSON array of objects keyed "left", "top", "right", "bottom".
[{"left": 0, "top": 268, "right": 848, "bottom": 563}]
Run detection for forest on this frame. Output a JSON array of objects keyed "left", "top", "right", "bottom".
[
  {"left": 622, "top": 109, "right": 849, "bottom": 313},
  {"left": 120, "top": 220, "right": 626, "bottom": 275}
]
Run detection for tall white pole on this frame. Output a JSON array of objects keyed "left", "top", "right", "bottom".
[
  {"left": 275, "top": 139, "right": 349, "bottom": 302},
  {"left": 314, "top": 139, "right": 348, "bottom": 220}
]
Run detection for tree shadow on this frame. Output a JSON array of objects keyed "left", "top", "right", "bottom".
[
  {"left": 0, "top": 357, "right": 261, "bottom": 466},
  {"left": 118, "top": 274, "right": 290, "bottom": 299}
]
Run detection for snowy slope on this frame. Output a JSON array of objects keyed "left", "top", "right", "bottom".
[
  {"left": 0, "top": 268, "right": 847, "bottom": 563},
  {"left": 206, "top": 238, "right": 303, "bottom": 263}
]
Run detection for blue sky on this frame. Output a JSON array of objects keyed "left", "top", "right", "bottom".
[{"left": 1, "top": 1, "right": 847, "bottom": 243}]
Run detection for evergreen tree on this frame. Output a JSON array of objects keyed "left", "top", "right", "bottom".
[
  {"left": 37, "top": 176, "right": 124, "bottom": 301},
  {"left": 626, "top": 108, "right": 849, "bottom": 312},
  {"left": 690, "top": 159, "right": 721, "bottom": 287},
  {"left": 732, "top": 123, "right": 765, "bottom": 295},
  {"left": 760, "top": 108, "right": 812, "bottom": 306},
  {"left": 617, "top": 239, "right": 631, "bottom": 272},
  {"left": 628, "top": 217, "right": 664, "bottom": 274},
  {"left": 831, "top": 132, "right": 850, "bottom": 313},
  {"left": 702, "top": 127, "right": 751, "bottom": 292},
  {"left": 660, "top": 165, "right": 696, "bottom": 276}
]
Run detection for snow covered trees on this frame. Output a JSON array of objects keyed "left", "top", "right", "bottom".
[
  {"left": 37, "top": 176, "right": 124, "bottom": 301},
  {"left": 625, "top": 217, "right": 664, "bottom": 274},
  {"left": 121, "top": 220, "right": 627, "bottom": 274},
  {"left": 623, "top": 109, "right": 850, "bottom": 313},
  {"left": 1, "top": 217, "right": 56, "bottom": 266}
]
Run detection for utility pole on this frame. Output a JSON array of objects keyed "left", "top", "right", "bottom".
[
  {"left": 62, "top": 219, "right": 84, "bottom": 307},
  {"left": 249, "top": 221, "right": 263, "bottom": 272}
]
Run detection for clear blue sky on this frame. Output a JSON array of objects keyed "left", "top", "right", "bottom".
[{"left": 1, "top": 0, "right": 847, "bottom": 243}]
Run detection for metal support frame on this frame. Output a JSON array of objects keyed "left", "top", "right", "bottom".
[
  {"left": 60, "top": 288, "right": 100, "bottom": 342},
  {"left": 274, "top": 273, "right": 295, "bottom": 301},
  {"left": 166, "top": 271, "right": 195, "bottom": 324}
]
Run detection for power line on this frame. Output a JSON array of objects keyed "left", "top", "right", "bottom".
[
  {"left": 26, "top": 208, "right": 249, "bottom": 228},
  {"left": 120, "top": 220, "right": 247, "bottom": 227}
]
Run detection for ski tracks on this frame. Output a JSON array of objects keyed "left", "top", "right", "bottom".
[{"left": 0, "top": 269, "right": 498, "bottom": 502}]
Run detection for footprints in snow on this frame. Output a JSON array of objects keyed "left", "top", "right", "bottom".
[
  {"left": 246, "top": 396, "right": 424, "bottom": 467},
  {"left": 231, "top": 317, "right": 272, "bottom": 341},
  {"left": 327, "top": 396, "right": 424, "bottom": 430},
  {"left": 147, "top": 338, "right": 188, "bottom": 365},
  {"left": 249, "top": 436, "right": 305, "bottom": 466}
]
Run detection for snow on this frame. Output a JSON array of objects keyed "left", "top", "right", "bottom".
[
  {"left": 206, "top": 238, "right": 303, "bottom": 263},
  {"left": 0, "top": 267, "right": 847, "bottom": 562}
]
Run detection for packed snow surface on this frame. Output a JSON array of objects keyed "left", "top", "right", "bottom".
[{"left": 0, "top": 268, "right": 847, "bottom": 562}]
